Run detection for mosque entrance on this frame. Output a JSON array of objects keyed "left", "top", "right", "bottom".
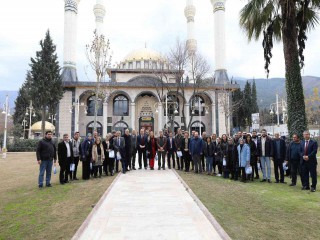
[{"left": 139, "top": 117, "right": 154, "bottom": 132}]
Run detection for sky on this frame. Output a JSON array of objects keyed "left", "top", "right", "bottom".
[{"left": 0, "top": 0, "right": 319, "bottom": 91}]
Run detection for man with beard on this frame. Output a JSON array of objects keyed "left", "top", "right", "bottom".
[
  {"left": 257, "top": 129, "right": 273, "bottom": 183},
  {"left": 175, "top": 128, "right": 184, "bottom": 170},
  {"left": 251, "top": 130, "right": 260, "bottom": 179}
]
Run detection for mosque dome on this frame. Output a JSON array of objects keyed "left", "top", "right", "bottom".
[
  {"left": 31, "top": 121, "right": 55, "bottom": 132},
  {"left": 123, "top": 47, "right": 164, "bottom": 62}
]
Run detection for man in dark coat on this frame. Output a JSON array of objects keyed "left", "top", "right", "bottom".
[
  {"left": 300, "top": 130, "right": 318, "bottom": 192},
  {"left": 285, "top": 134, "right": 302, "bottom": 187},
  {"left": 130, "top": 129, "right": 138, "bottom": 170},
  {"left": 137, "top": 129, "right": 148, "bottom": 169},
  {"left": 175, "top": 128, "right": 183, "bottom": 170},
  {"left": 257, "top": 129, "right": 274, "bottom": 183},
  {"left": 272, "top": 133, "right": 287, "bottom": 183},
  {"left": 167, "top": 132, "right": 177, "bottom": 169},
  {"left": 58, "top": 133, "right": 74, "bottom": 184},
  {"left": 181, "top": 132, "right": 191, "bottom": 172},
  {"left": 36, "top": 131, "right": 57, "bottom": 188},
  {"left": 157, "top": 130, "right": 167, "bottom": 170},
  {"left": 113, "top": 131, "right": 126, "bottom": 173},
  {"left": 122, "top": 129, "right": 132, "bottom": 171}
]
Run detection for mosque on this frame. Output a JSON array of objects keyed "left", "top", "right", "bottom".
[{"left": 57, "top": 0, "right": 239, "bottom": 138}]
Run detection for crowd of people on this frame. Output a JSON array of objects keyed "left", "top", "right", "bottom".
[{"left": 36, "top": 128, "right": 318, "bottom": 192}]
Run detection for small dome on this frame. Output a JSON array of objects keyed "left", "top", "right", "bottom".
[
  {"left": 123, "top": 48, "right": 163, "bottom": 62},
  {"left": 31, "top": 121, "right": 55, "bottom": 132}
]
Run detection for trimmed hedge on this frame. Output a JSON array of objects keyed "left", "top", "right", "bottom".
[{"left": 7, "top": 139, "right": 39, "bottom": 152}]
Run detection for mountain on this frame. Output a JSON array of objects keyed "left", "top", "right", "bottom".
[{"left": 234, "top": 76, "right": 320, "bottom": 109}]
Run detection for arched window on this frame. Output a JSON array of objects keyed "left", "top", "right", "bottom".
[
  {"left": 191, "top": 121, "right": 206, "bottom": 135},
  {"left": 86, "top": 95, "right": 103, "bottom": 116},
  {"left": 86, "top": 121, "right": 103, "bottom": 136},
  {"left": 164, "top": 95, "right": 179, "bottom": 116},
  {"left": 190, "top": 95, "right": 205, "bottom": 116},
  {"left": 113, "top": 95, "right": 129, "bottom": 116},
  {"left": 114, "top": 121, "right": 129, "bottom": 135},
  {"left": 164, "top": 121, "right": 180, "bottom": 134}
]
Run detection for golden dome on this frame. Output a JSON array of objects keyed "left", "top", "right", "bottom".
[
  {"left": 31, "top": 121, "right": 55, "bottom": 132},
  {"left": 123, "top": 48, "right": 163, "bottom": 62}
]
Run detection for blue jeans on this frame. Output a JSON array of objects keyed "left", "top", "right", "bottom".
[
  {"left": 260, "top": 156, "right": 271, "bottom": 180},
  {"left": 38, "top": 160, "right": 53, "bottom": 186},
  {"left": 206, "top": 156, "right": 213, "bottom": 173}
]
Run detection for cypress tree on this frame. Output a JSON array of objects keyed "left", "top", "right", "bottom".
[
  {"left": 29, "top": 30, "right": 64, "bottom": 137},
  {"left": 251, "top": 79, "right": 259, "bottom": 113},
  {"left": 243, "top": 81, "right": 252, "bottom": 127}
]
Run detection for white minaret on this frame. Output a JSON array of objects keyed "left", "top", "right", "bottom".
[
  {"left": 62, "top": 0, "right": 81, "bottom": 82},
  {"left": 211, "top": 0, "right": 229, "bottom": 83},
  {"left": 94, "top": 0, "right": 106, "bottom": 36},
  {"left": 184, "top": 0, "right": 197, "bottom": 55}
]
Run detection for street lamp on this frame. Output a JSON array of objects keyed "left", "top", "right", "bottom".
[
  {"left": 191, "top": 95, "right": 209, "bottom": 135},
  {"left": 269, "top": 93, "right": 287, "bottom": 127},
  {"left": 22, "top": 118, "right": 28, "bottom": 139},
  {"left": 2, "top": 95, "right": 10, "bottom": 157},
  {"left": 25, "top": 100, "right": 36, "bottom": 139},
  {"left": 48, "top": 114, "right": 56, "bottom": 124}
]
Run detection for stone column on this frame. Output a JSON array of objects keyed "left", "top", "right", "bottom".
[
  {"left": 184, "top": 103, "right": 190, "bottom": 133},
  {"left": 103, "top": 102, "right": 108, "bottom": 137},
  {"left": 158, "top": 103, "right": 163, "bottom": 133},
  {"left": 211, "top": 103, "right": 216, "bottom": 134},
  {"left": 130, "top": 102, "right": 136, "bottom": 130}
]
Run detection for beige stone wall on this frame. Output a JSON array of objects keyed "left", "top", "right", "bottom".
[{"left": 58, "top": 91, "right": 73, "bottom": 138}]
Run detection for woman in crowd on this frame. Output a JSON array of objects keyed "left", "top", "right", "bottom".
[
  {"left": 246, "top": 134, "right": 258, "bottom": 181},
  {"left": 147, "top": 131, "right": 157, "bottom": 170},
  {"left": 226, "top": 138, "right": 236, "bottom": 179},
  {"left": 214, "top": 137, "right": 222, "bottom": 176},
  {"left": 81, "top": 133, "right": 93, "bottom": 180},
  {"left": 92, "top": 137, "right": 105, "bottom": 178},
  {"left": 202, "top": 137, "right": 215, "bottom": 175},
  {"left": 236, "top": 138, "right": 251, "bottom": 182},
  {"left": 102, "top": 133, "right": 115, "bottom": 176},
  {"left": 220, "top": 134, "right": 229, "bottom": 178}
]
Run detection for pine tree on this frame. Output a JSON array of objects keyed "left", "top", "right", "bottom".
[
  {"left": 243, "top": 81, "right": 252, "bottom": 127},
  {"left": 232, "top": 88, "right": 245, "bottom": 130},
  {"left": 29, "top": 30, "right": 64, "bottom": 137},
  {"left": 251, "top": 79, "right": 259, "bottom": 113}
]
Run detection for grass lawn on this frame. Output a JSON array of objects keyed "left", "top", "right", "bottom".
[
  {"left": 178, "top": 171, "right": 320, "bottom": 240},
  {"left": 0, "top": 152, "right": 117, "bottom": 240}
]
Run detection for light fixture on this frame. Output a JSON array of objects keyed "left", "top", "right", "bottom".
[
  {"left": 53, "top": 117, "right": 56, "bottom": 121},
  {"left": 270, "top": 109, "right": 274, "bottom": 115},
  {"left": 205, "top": 109, "right": 209, "bottom": 114},
  {"left": 48, "top": 115, "right": 51, "bottom": 120},
  {"left": 32, "top": 112, "right": 36, "bottom": 117},
  {"left": 156, "top": 109, "right": 158, "bottom": 113},
  {"left": 192, "top": 110, "right": 195, "bottom": 115},
  {"left": 174, "top": 109, "right": 178, "bottom": 114},
  {"left": 25, "top": 111, "right": 29, "bottom": 116},
  {"left": 2, "top": 110, "right": 5, "bottom": 114}
]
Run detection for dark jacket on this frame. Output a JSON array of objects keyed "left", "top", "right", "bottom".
[
  {"left": 147, "top": 137, "right": 158, "bottom": 159},
  {"left": 202, "top": 142, "right": 215, "bottom": 157},
  {"left": 190, "top": 137, "right": 203, "bottom": 156},
  {"left": 122, "top": 134, "right": 131, "bottom": 154},
  {"left": 81, "top": 138, "right": 93, "bottom": 160},
  {"left": 175, "top": 134, "right": 184, "bottom": 151},
  {"left": 215, "top": 143, "right": 222, "bottom": 162},
  {"left": 167, "top": 137, "right": 176, "bottom": 152},
  {"left": 113, "top": 136, "right": 125, "bottom": 158},
  {"left": 286, "top": 141, "right": 301, "bottom": 162},
  {"left": 137, "top": 134, "right": 148, "bottom": 151},
  {"left": 300, "top": 139, "right": 318, "bottom": 164},
  {"left": 131, "top": 134, "right": 138, "bottom": 153},
  {"left": 247, "top": 140, "right": 258, "bottom": 165},
  {"left": 102, "top": 140, "right": 114, "bottom": 161},
  {"left": 257, "top": 136, "right": 273, "bottom": 157},
  {"left": 272, "top": 138, "right": 286, "bottom": 161},
  {"left": 227, "top": 144, "right": 237, "bottom": 170},
  {"left": 36, "top": 137, "right": 57, "bottom": 161},
  {"left": 58, "top": 141, "right": 74, "bottom": 167},
  {"left": 157, "top": 136, "right": 167, "bottom": 151},
  {"left": 181, "top": 138, "right": 191, "bottom": 156}
]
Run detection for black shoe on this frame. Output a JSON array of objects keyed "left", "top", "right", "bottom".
[
  {"left": 268, "top": 179, "right": 271, "bottom": 183},
  {"left": 185, "top": 170, "right": 189, "bottom": 172},
  {"left": 133, "top": 167, "right": 136, "bottom": 170},
  {"left": 261, "top": 179, "right": 267, "bottom": 182},
  {"left": 144, "top": 167, "right": 147, "bottom": 170},
  {"left": 64, "top": 180, "right": 70, "bottom": 183},
  {"left": 60, "top": 182, "right": 65, "bottom": 185},
  {"left": 74, "top": 177, "right": 79, "bottom": 180},
  {"left": 311, "top": 187, "right": 316, "bottom": 192},
  {"left": 289, "top": 183, "right": 296, "bottom": 186},
  {"left": 168, "top": 167, "right": 171, "bottom": 169},
  {"left": 46, "top": 184, "right": 52, "bottom": 187},
  {"left": 177, "top": 168, "right": 180, "bottom": 170},
  {"left": 138, "top": 167, "right": 142, "bottom": 169},
  {"left": 163, "top": 167, "right": 166, "bottom": 170},
  {"left": 275, "top": 181, "right": 280, "bottom": 183},
  {"left": 302, "top": 186, "right": 310, "bottom": 190},
  {"left": 151, "top": 168, "right": 154, "bottom": 170},
  {"left": 111, "top": 172, "right": 114, "bottom": 176},
  {"left": 39, "top": 185, "right": 43, "bottom": 188},
  {"left": 280, "top": 181, "right": 287, "bottom": 184},
  {"left": 158, "top": 167, "right": 161, "bottom": 170},
  {"left": 254, "top": 176, "right": 260, "bottom": 179}
]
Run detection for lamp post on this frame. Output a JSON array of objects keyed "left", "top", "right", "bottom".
[
  {"left": 25, "top": 100, "right": 36, "bottom": 139},
  {"left": 269, "top": 93, "right": 287, "bottom": 127},
  {"left": 191, "top": 95, "right": 209, "bottom": 135},
  {"left": 22, "top": 118, "right": 28, "bottom": 139},
  {"left": 2, "top": 95, "right": 10, "bottom": 157},
  {"left": 48, "top": 114, "right": 56, "bottom": 124}
]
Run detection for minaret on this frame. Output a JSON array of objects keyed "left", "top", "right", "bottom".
[
  {"left": 211, "top": 0, "right": 229, "bottom": 83},
  {"left": 62, "top": 0, "right": 81, "bottom": 82},
  {"left": 184, "top": 0, "right": 197, "bottom": 56},
  {"left": 94, "top": 0, "right": 106, "bottom": 36}
]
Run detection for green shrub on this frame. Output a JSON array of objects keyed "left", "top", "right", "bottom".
[{"left": 7, "top": 139, "right": 39, "bottom": 152}]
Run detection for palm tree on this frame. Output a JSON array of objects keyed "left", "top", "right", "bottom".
[{"left": 239, "top": 0, "right": 320, "bottom": 138}]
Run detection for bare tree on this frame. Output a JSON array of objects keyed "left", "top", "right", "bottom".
[{"left": 86, "top": 31, "right": 112, "bottom": 130}]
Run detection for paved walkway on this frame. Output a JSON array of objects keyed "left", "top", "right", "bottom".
[{"left": 72, "top": 169, "right": 228, "bottom": 240}]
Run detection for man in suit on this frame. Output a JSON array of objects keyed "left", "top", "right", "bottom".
[
  {"left": 300, "top": 130, "right": 318, "bottom": 192},
  {"left": 113, "top": 131, "right": 126, "bottom": 173},
  {"left": 70, "top": 131, "right": 81, "bottom": 180},
  {"left": 137, "top": 129, "right": 148, "bottom": 169},
  {"left": 257, "top": 129, "right": 273, "bottom": 183},
  {"left": 285, "top": 134, "right": 302, "bottom": 187},
  {"left": 272, "top": 132, "right": 287, "bottom": 183},
  {"left": 122, "top": 129, "right": 132, "bottom": 171},
  {"left": 190, "top": 132, "right": 203, "bottom": 173},
  {"left": 58, "top": 134, "right": 74, "bottom": 184},
  {"left": 157, "top": 130, "right": 167, "bottom": 170},
  {"left": 181, "top": 131, "right": 191, "bottom": 172},
  {"left": 175, "top": 128, "right": 183, "bottom": 170},
  {"left": 167, "top": 132, "right": 176, "bottom": 169},
  {"left": 131, "top": 130, "right": 138, "bottom": 170}
]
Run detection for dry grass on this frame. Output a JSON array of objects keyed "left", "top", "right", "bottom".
[
  {"left": 0, "top": 152, "right": 117, "bottom": 240},
  {"left": 178, "top": 170, "right": 320, "bottom": 240}
]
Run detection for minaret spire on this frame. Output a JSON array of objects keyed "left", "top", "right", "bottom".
[
  {"left": 211, "top": 0, "right": 229, "bottom": 83},
  {"left": 184, "top": 0, "right": 197, "bottom": 56},
  {"left": 94, "top": 0, "right": 106, "bottom": 36},
  {"left": 62, "top": 0, "right": 81, "bottom": 82}
]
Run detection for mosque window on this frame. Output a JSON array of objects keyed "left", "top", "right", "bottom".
[
  {"left": 144, "top": 61, "right": 149, "bottom": 69},
  {"left": 164, "top": 95, "right": 179, "bottom": 116},
  {"left": 113, "top": 95, "right": 129, "bottom": 116},
  {"left": 190, "top": 95, "right": 205, "bottom": 116},
  {"left": 152, "top": 61, "right": 157, "bottom": 69},
  {"left": 136, "top": 61, "right": 141, "bottom": 69},
  {"left": 129, "top": 62, "right": 133, "bottom": 69},
  {"left": 87, "top": 95, "right": 103, "bottom": 116}
]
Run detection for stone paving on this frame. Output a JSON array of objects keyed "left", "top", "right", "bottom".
[{"left": 72, "top": 168, "right": 228, "bottom": 240}]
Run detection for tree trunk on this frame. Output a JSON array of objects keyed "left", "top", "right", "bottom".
[
  {"left": 41, "top": 106, "right": 46, "bottom": 137},
  {"left": 280, "top": 0, "right": 307, "bottom": 138}
]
